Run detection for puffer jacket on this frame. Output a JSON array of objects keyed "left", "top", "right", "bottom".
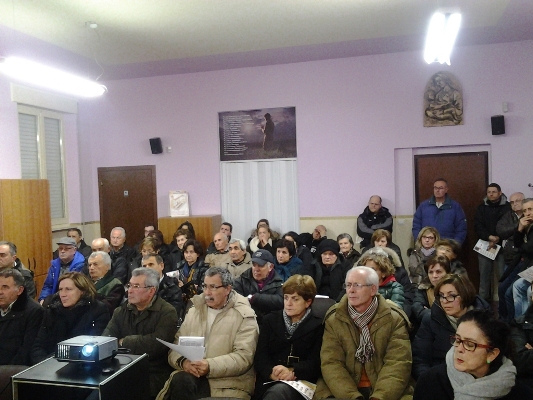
[
  {"left": 157, "top": 291, "right": 258, "bottom": 400},
  {"left": 314, "top": 293, "right": 413, "bottom": 400},
  {"left": 38, "top": 251, "right": 86, "bottom": 301},
  {"left": 378, "top": 275, "right": 405, "bottom": 309}
]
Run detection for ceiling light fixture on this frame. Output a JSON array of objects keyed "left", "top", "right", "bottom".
[
  {"left": 424, "top": 10, "right": 461, "bottom": 65},
  {"left": 0, "top": 56, "right": 107, "bottom": 97}
]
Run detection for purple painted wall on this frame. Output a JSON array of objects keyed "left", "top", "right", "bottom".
[{"left": 2, "top": 40, "right": 532, "bottom": 223}]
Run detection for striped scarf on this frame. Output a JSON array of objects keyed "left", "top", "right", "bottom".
[{"left": 348, "top": 296, "right": 379, "bottom": 364}]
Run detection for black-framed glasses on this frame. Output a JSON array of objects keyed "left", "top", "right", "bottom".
[
  {"left": 343, "top": 283, "right": 374, "bottom": 290},
  {"left": 201, "top": 284, "right": 225, "bottom": 291},
  {"left": 438, "top": 293, "right": 460, "bottom": 303},
  {"left": 450, "top": 335, "right": 493, "bottom": 352},
  {"left": 126, "top": 283, "right": 154, "bottom": 290}
]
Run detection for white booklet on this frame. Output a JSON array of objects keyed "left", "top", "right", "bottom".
[
  {"left": 263, "top": 380, "right": 316, "bottom": 400},
  {"left": 473, "top": 239, "right": 501, "bottom": 260},
  {"left": 518, "top": 266, "right": 533, "bottom": 283},
  {"left": 157, "top": 337, "right": 205, "bottom": 361}
]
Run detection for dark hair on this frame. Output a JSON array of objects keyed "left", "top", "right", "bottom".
[
  {"left": 145, "top": 223, "right": 156, "bottom": 229},
  {"left": 457, "top": 310, "right": 510, "bottom": 374},
  {"left": 434, "top": 274, "right": 476, "bottom": 309},
  {"left": 424, "top": 255, "right": 451, "bottom": 274},
  {"left": 283, "top": 274, "right": 316, "bottom": 303},
  {"left": 0, "top": 241, "right": 17, "bottom": 256},
  {"left": 436, "top": 239, "right": 461, "bottom": 257},
  {"left": 58, "top": 272, "right": 97, "bottom": 301},
  {"left": 283, "top": 231, "right": 301, "bottom": 247},
  {"left": 183, "top": 239, "right": 204, "bottom": 258},
  {"left": 0, "top": 268, "right": 25, "bottom": 287},
  {"left": 256, "top": 219, "right": 270, "bottom": 229},
  {"left": 67, "top": 228, "right": 83, "bottom": 237},
  {"left": 275, "top": 239, "right": 296, "bottom": 257},
  {"left": 173, "top": 228, "right": 193, "bottom": 243},
  {"left": 141, "top": 237, "right": 162, "bottom": 253},
  {"left": 221, "top": 222, "right": 233, "bottom": 232},
  {"left": 370, "top": 229, "right": 391, "bottom": 245},
  {"left": 143, "top": 253, "right": 164, "bottom": 265},
  {"left": 487, "top": 183, "right": 502, "bottom": 192},
  {"left": 434, "top": 178, "right": 448, "bottom": 185},
  {"left": 147, "top": 229, "right": 166, "bottom": 245},
  {"left": 177, "top": 221, "right": 196, "bottom": 238}
]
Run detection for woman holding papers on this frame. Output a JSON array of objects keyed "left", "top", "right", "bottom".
[{"left": 253, "top": 274, "right": 324, "bottom": 400}]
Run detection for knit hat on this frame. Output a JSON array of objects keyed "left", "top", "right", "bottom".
[{"left": 317, "top": 239, "right": 341, "bottom": 258}]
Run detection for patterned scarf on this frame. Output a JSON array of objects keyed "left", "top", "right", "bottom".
[
  {"left": 348, "top": 296, "right": 379, "bottom": 364},
  {"left": 283, "top": 308, "right": 311, "bottom": 337}
]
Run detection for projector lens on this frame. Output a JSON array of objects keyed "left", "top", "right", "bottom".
[{"left": 81, "top": 344, "right": 95, "bottom": 357}]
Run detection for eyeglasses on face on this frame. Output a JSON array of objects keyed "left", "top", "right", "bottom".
[
  {"left": 422, "top": 235, "right": 435, "bottom": 240},
  {"left": 450, "top": 335, "right": 493, "bottom": 352},
  {"left": 201, "top": 284, "right": 225, "bottom": 291},
  {"left": 343, "top": 283, "right": 374, "bottom": 290},
  {"left": 126, "top": 283, "right": 154, "bottom": 290},
  {"left": 438, "top": 293, "right": 461, "bottom": 302}
]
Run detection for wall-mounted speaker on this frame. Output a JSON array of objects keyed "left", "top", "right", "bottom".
[
  {"left": 149, "top": 137, "right": 163, "bottom": 154},
  {"left": 491, "top": 115, "right": 505, "bottom": 135}
]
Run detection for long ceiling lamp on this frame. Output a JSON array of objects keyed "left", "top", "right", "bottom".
[
  {"left": 0, "top": 56, "right": 107, "bottom": 97},
  {"left": 424, "top": 10, "right": 461, "bottom": 65}
]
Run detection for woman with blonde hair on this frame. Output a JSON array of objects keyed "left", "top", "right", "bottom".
[{"left": 409, "top": 226, "right": 440, "bottom": 285}]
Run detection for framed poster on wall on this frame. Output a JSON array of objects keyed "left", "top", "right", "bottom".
[{"left": 218, "top": 107, "right": 296, "bottom": 161}]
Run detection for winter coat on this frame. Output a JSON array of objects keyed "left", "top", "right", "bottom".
[
  {"left": 38, "top": 251, "right": 86, "bottom": 301},
  {"left": 510, "top": 302, "right": 533, "bottom": 388},
  {"left": 223, "top": 252, "right": 252, "bottom": 278},
  {"left": 31, "top": 295, "right": 109, "bottom": 364},
  {"left": 204, "top": 250, "right": 232, "bottom": 268},
  {"left": 342, "top": 248, "right": 361, "bottom": 268},
  {"left": 357, "top": 205, "right": 393, "bottom": 248},
  {"left": 103, "top": 295, "right": 178, "bottom": 397},
  {"left": 14, "top": 259, "right": 36, "bottom": 299},
  {"left": 412, "top": 295, "right": 491, "bottom": 380},
  {"left": 412, "top": 279, "right": 433, "bottom": 325},
  {"left": 296, "top": 245, "right": 314, "bottom": 270},
  {"left": 302, "top": 257, "right": 349, "bottom": 300},
  {"left": 275, "top": 255, "right": 304, "bottom": 282},
  {"left": 253, "top": 308, "right": 324, "bottom": 399},
  {"left": 157, "top": 291, "right": 258, "bottom": 400},
  {"left": 314, "top": 293, "right": 413, "bottom": 400},
  {"left": 378, "top": 276, "right": 405, "bottom": 308},
  {"left": 408, "top": 248, "right": 435, "bottom": 285},
  {"left": 496, "top": 209, "right": 522, "bottom": 266},
  {"left": 81, "top": 255, "right": 129, "bottom": 285},
  {"left": 474, "top": 194, "right": 511, "bottom": 245},
  {"left": 110, "top": 243, "right": 136, "bottom": 263},
  {"left": 95, "top": 270, "right": 125, "bottom": 315},
  {"left": 412, "top": 195, "right": 467, "bottom": 244},
  {"left": 413, "top": 363, "right": 533, "bottom": 400},
  {"left": 175, "top": 258, "right": 209, "bottom": 300},
  {"left": 248, "top": 237, "right": 276, "bottom": 258},
  {"left": 233, "top": 268, "right": 283, "bottom": 324},
  {"left": 0, "top": 288, "right": 43, "bottom": 365},
  {"left": 157, "top": 274, "right": 184, "bottom": 318}
]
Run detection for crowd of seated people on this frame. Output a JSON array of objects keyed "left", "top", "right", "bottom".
[{"left": 3, "top": 190, "right": 533, "bottom": 400}]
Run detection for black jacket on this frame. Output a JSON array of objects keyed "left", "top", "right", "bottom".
[
  {"left": 253, "top": 308, "right": 324, "bottom": 399},
  {"left": 357, "top": 205, "right": 393, "bottom": 248},
  {"left": 234, "top": 268, "right": 283, "bottom": 324},
  {"left": 496, "top": 210, "right": 521, "bottom": 266},
  {"left": 82, "top": 255, "right": 129, "bottom": 285},
  {"left": 31, "top": 295, "right": 110, "bottom": 364},
  {"left": 13, "top": 259, "right": 36, "bottom": 299},
  {"left": 302, "top": 258, "right": 349, "bottom": 301},
  {"left": 412, "top": 295, "right": 491, "bottom": 380},
  {"left": 0, "top": 288, "right": 44, "bottom": 365},
  {"left": 510, "top": 303, "right": 533, "bottom": 388},
  {"left": 111, "top": 243, "right": 136, "bottom": 264},
  {"left": 158, "top": 275, "right": 184, "bottom": 318},
  {"left": 474, "top": 194, "right": 511, "bottom": 245}
]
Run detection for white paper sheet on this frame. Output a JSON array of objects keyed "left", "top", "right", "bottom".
[{"left": 157, "top": 338, "right": 205, "bottom": 361}]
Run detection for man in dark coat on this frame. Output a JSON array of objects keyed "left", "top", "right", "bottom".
[
  {"left": 88, "top": 251, "right": 125, "bottom": 315},
  {"left": 474, "top": 183, "right": 511, "bottom": 301},
  {"left": 0, "top": 268, "right": 43, "bottom": 365},
  {"left": 357, "top": 195, "right": 393, "bottom": 248},
  {"left": 0, "top": 241, "right": 36, "bottom": 298}
]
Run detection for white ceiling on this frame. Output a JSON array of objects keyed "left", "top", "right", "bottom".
[{"left": 1, "top": 0, "right": 532, "bottom": 79}]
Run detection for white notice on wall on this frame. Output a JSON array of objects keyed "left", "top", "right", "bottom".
[{"left": 169, "top": 190, "right": 190, "bottom": 217}]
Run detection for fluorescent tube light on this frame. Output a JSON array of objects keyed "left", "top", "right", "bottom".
[
  {"left": 0, "top": 56, "right": 107, "bottom": 97},
  {"left": 424, "top": 12, "right": 461, "bottom": 65}
]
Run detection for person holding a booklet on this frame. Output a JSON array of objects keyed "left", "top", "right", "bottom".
[{"left": 253, "top": 274, "right": 324, "bottom": 400}]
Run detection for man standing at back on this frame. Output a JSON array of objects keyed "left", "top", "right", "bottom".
[
  {"left": 412, "top": 178, "right": 467, "bottom": 244},
  {"left": 357, "top": 195, "right": 393, "bottom": 248},
  {"left": 475, "top": 183, "right": 511, "bottom": 301}
]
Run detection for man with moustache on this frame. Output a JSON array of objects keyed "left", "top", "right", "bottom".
[{"left": 157, "top": 267, "right": 258, "bottom": 400}]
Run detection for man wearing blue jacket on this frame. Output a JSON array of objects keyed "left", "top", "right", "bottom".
[
  {"left": 38, "top": 237, "right": 85, "bottom": 303},
  {"left": 412, "top": 178, "right": 467, "bottom": 245}
]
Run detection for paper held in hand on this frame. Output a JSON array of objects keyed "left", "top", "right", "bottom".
[
  {"left": 473, "top": 239, "right": 501, "bottom": 261},
  {"left": 157, "top": 337, "right": 205, "bottom": 361},
  {"left": 518, "top": 266, "right": 533, "bottom": 283}
]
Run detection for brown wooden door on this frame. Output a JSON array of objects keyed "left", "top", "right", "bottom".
[
  {"left": 98, "top": 166, "right": 157, "bottom": 247},
  {"left": 414, "top": 152, "right": 488, "bottom": 291}
]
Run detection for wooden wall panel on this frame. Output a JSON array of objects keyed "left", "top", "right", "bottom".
[{"left": 158, "top": 215, "right": 222, "bottom": 252}]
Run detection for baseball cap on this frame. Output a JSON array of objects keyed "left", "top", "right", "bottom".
[{"left": 251, "top": 250, "right": 275, "bottom": 266}]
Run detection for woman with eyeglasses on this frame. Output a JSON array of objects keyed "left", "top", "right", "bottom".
[
  {"left": 31, "top": 272, "right": 110, "bottom": 364},
  {"left": 253, "top": 275, "right": 324, "bottom": 400},
  {"left": 408, "top": 226, "right": 440, "bottom": 285},
  {"left": 412, "top": 274, "right": 492, "bottom": 380},
  {"left": 414, "top": 310, "right": 533, "bottom": 399}
]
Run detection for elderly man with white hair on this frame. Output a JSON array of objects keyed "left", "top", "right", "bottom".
[
  {"left": 87, "top": 251, "right": 124, "bottom": 314},
  {"left": 314, "top": 266, "right": 413, "bottom": 400}
]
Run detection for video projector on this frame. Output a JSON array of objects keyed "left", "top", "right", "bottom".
[{"left": 56, "top": 335, "right": 118, "bottom": 363}]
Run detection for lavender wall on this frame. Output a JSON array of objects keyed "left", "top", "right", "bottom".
[{"left": 2, "top": 39, "right": 532, "bottom": 224}]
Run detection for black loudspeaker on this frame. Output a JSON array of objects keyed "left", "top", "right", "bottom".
[
  {"left": 149, "top": 137, "right": 163, "bottom": 154},
  {"left": 491, "top": 115, "right": 505, "bottom": 135}
]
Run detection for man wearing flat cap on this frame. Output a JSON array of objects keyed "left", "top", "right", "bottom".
[
  {"left": 38, "top": 237, "right": 85, "bottom": 303},
  {"left": 233, "top": 250, "right": 283, "bottom": 324}
]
